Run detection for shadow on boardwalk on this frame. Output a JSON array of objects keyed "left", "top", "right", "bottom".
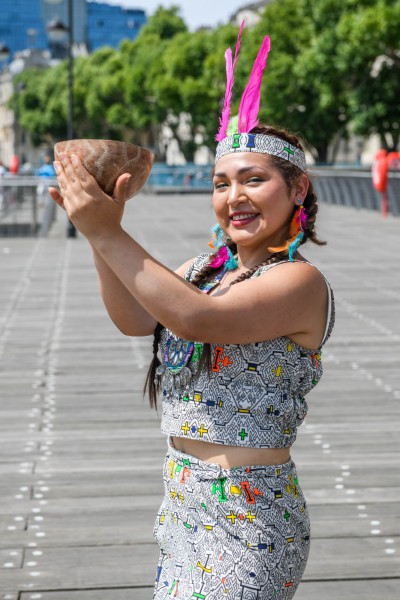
[{"left": 0, "top": 194, "right": 399, "bottom": 599}]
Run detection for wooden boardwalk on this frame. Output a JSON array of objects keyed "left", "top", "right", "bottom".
[{"left": 0, "top": 193, "right": 399, "bottom": 599}]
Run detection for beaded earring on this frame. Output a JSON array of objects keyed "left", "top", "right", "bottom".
[
  {"left": 269, "top": 201, "right": 307, "bottom": 262},
  {"left": 208, "top": 224, "right": 238, "bottom": 270}
]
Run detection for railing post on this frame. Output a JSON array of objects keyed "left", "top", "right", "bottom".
[{"left": 32, "top": 188, "right": 38, "bottom": 236}]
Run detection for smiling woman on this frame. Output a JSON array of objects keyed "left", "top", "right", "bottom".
[{"left": 49, "top": 21, "right": 334, "bottom": 600}]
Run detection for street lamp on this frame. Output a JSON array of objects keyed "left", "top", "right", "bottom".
[
  {"left": 46, "top": 12, "right": 74, "bottom": 140},
  {"left": 45, "top": 0, "right": 76, "bottom": 237}
]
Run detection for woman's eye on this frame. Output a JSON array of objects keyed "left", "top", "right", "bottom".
[
  {"left": 214, "top": 181, "right": 228, "bottom": 189},
  {"left": 247, "top": 177, "right": 263, "bottom": 183}
]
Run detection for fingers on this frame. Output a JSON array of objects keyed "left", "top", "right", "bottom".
[
  {"left": 48, "top": 186, "right": 66, "bottom": 210},
  {"left": 113, "top": 173, "right": 132, "bottom": 203},
  {"left": 55, "top": 154, "right": 90, "bottom": 192},
  {"left": 69, "top": 154, "right": 90, "bottom": 185}
]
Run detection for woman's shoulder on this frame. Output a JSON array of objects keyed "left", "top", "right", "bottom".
[
  {"left": 252, "top": 258, "right": 334, "bottom": 348},
  {"left": 254, "top": 258, "right": 331, "bottom": 286}
]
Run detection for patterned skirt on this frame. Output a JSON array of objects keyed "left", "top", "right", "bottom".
[{"left": 153, "top": 439, "right": 310, "bottom": 599}]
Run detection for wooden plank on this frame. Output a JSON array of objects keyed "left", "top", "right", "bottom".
[
  {"left": 0, "top": 544, "right": 160, "bottom": 593},
  {"left": 1, "top": 198, "right": 399, "bottom": 598},
  {"left": 296, "top": 579, "right": 400, "bottom": 600},
  {"left": 20, "top": 588, "right": 153, "bottom": 600}
]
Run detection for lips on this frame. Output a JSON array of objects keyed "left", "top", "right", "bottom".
[{"left": 229, "top": 212, "right": 260, "bottom": 226}]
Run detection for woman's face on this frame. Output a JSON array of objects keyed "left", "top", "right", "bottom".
[{"left": 212, "top": 152, "right": 308, "bottom": 253}]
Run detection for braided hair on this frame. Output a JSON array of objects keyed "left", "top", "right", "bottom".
[
  {"left": 144, "top": 124, "right": 325, "bottom": 407},
  {"left": 250, "top": 124, "right": 326, "bottom": 250}
]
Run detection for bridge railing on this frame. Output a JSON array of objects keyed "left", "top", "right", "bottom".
[
  {"left": 146, "top": 165, "right": 400, "bottom": 216},
  {"left": 310, "top": 168, "right": 400, "bottom": 216},
  {"left": 0, "top": 167, "right": 399, "bottom": 237},
  {"left": 0, "top": 176, "right": 58, "bottom": 237}
]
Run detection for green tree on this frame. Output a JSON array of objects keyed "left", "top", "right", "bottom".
[
  {"left": 337, "top": 0, "right": 400, "bottom": 150},
  {"left": 139, "top": 5, "right": 187, "bottom": 39},
  {"left": 9, "top": 7, "right": 188, "bottom": 150},
  {"left": 10, "top": 0, "right": 400, "bottom": 161},
  {"left": 243, "top": 0, "right": 350, "bottom": 163},
  {"left": 10, "top": 62, "right": 73, "bottom": 145}
]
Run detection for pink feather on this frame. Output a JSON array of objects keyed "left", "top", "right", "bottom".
[
  {"left": 215, "top": 21, "right": 245, "bottom": 142},
  {"left": 299, "top": 206, "right": 308, "bottom": 230},
  {"left": 238, "top": 35, "right": 271, "bottom": 133},
  {"left": 209, "top": 246, "right": 228, "bottom": 268}
]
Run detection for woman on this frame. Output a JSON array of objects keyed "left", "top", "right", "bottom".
[{"left": 49, "top": 27, "right": 334, "bottom": 600}]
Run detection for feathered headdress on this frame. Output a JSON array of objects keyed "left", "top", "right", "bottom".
[
  {"left": 209, "top": 22, "right": 308, "bottom": 266},
  {"left": 214, "top": 22, "right": 307, "bottom": 172}
]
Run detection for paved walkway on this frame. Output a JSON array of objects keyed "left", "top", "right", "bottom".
[{"left": 0, "top": 193, "right": 399, "bottom": 599}]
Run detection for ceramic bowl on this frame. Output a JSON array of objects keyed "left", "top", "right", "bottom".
[{"left": 54, "top": 139, "right": 154, "bottom": 199}]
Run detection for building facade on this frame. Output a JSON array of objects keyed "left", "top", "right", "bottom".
[
  {"left": 0, "top": 0, "right": 146, "bottom": 63},
  {"left": 0, "top": 1, "right": 147, "bottom": 166},
  {"left": 230, "top": 1, "right": 274, "bottom": 27},
  {"left": 87, "top": 2, "right": 146, "bottom": 52}
]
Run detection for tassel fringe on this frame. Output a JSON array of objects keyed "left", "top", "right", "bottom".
[{"left": 268, "top": 205, "right": 307, "bottom": 261}]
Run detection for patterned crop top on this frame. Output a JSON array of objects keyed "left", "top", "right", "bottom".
[{"left": 156, "top": 253, "right": 335, "bottom": 448}]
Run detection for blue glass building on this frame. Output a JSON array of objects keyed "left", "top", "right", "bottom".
[
  {"left": 88, "top": 2, "right": 147, "bottom": 52},
  {"left": 0, "top": 0, "right": 146, "bottom": 62}
]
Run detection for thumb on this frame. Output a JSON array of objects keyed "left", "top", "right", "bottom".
[{"left": 113, "top": 173, "right": 131, "bottom": 203}]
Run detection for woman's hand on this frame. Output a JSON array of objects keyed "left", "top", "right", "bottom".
[{"left": 48, "top": 153, "right": 131, "bottom": 242}]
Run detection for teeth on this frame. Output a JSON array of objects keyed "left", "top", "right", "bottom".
[{"left": 232, "top": 214, "right": 257, "bottom": 221}]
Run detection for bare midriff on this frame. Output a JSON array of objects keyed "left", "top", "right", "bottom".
[{"left": 170, "top": 437, "right": 291, "bottom": 469}]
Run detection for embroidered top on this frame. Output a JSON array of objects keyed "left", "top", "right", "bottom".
[{"left": 157, "top": 253, "right": 335, "bottom": 448}]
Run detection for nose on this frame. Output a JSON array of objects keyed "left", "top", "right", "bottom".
[{"left": 227, "top": 181, "right": 246, "bottom": 206}]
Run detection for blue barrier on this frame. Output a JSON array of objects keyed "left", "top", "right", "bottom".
[{"left": 146, "top": 164, "right": 400, "bottom": 216}]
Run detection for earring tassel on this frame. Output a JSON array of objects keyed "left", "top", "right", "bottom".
[
  {"left": 225, "top": 247, "right": 239, "bottom": 270},
  {"left": 209, "top": 246, "right": 229, "bottom": 268},
  {"left": 269, "top": 205, "right": 307, "bottom": 258},
  {"left": 288, "top": 232, "right": 304, "bottom": 262},
  {"left": 208, "top": 223, "right": 225, "bottom": 250}
]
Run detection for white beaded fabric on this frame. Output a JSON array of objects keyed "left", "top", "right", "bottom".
[{"left": 54, "top": 139, "right": 154, "bottom": 199}]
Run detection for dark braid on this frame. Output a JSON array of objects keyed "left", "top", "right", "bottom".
[
  {"left": 302, "top": 180, "right": 325, "bottom": 247},
  {"left": 251, "top": 124, "right": 326, "bottom": 248},
  {"left": 143, "top": 321, "right": 164, "bottom": 409}
]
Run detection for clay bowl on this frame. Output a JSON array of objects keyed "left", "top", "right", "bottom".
[{"left": 54, "top": 139, "right": 154, "bottom": 199}]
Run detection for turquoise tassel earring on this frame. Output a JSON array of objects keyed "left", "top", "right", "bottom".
[{"left": 208, "top": 224, "right": 238, "bottom": 270}]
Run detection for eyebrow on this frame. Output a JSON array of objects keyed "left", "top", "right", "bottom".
[{"left": 213, "top": 166, "right": 264, "bottom": 178}]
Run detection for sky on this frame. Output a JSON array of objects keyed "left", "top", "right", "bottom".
[{"left": 96, "top": 0, "right": 248, "bottom": 31}]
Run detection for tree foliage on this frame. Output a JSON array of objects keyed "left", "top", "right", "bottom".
[
  {"left": 336, "top": 0, "right": 400, "bottom": 150},
  {"left": 9, "top": 1, "right": 400, "bottom": 162}
]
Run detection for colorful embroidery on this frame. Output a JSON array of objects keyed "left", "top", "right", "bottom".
[
  {"left": 157, "top": 253, "right": 335, "bottom": 449},
  {"left": 153, "top": 444, "right": 310, "bottom": 599}
]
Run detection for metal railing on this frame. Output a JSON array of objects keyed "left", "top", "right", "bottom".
[
  {"left": 0, "top": 167, "right": 398, "bottom": 238},
  {"left": 310, "top": 168, "right": 400, "bottom": 216},
  {"left": 0, "top": 176, "right": 58, "bottom": 237},
  {"left": 147, "top": 165, "right": 400, "bottom": 216}
]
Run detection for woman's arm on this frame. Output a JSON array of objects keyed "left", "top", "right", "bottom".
[
  {"left": 90, "top": 245, "right": 157, "bottom": 336},
  {"left": 52, "top": 155, "right": 328, "bottom": 347},
  {"left": 92, "top": 231, "right": 327, "bottom": 347},
  {"left": 49, "top": 170, "right": 157, "bottom": 337}
]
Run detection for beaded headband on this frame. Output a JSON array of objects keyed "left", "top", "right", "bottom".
[
  {"left": 214, "top": 22, "right": 307, "bottom": 172},
  {"left": 215, "top": 133, "right": 307, "bottom": 171}
]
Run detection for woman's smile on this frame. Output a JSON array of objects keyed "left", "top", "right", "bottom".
[{"left": 230, "top": 211, "right": 261, "bottom": 227}]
